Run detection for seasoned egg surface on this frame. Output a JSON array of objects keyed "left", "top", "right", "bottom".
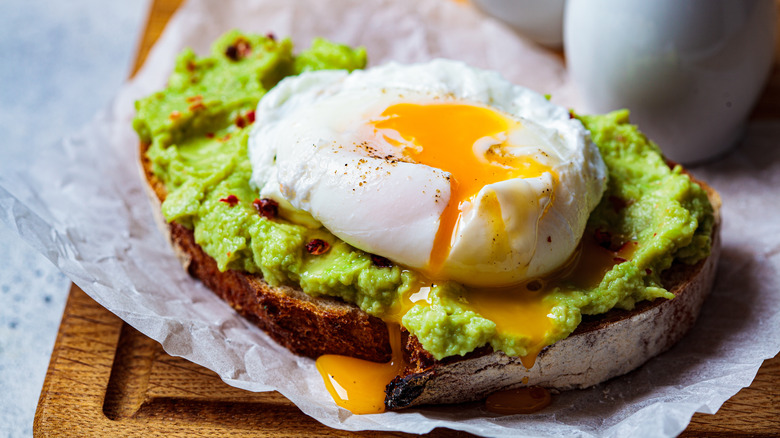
[{"left": 248, "top": 60, "right": 606, "bottom": 286}]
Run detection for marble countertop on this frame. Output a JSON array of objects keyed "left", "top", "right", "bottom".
[{"left": 0, "top": 1, "right": 149, "bottom": 436}]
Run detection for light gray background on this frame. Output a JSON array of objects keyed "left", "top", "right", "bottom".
[{"left": 0, "top": 1, "right": 149, "bottom": 436}]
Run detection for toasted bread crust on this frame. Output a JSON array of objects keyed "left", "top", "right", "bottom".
[
  {"left": 140, "top": 143, "right": 391, "bottom": 362},
  {"left": 140, "top": 141, "right": 721, "bottom": 409}
]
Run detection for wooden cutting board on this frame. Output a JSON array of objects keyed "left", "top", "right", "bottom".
[
  {"left": 34, "top": 0, "right": 780, "bottom": 436},
  {"left": 33, "top": 286, "right": 780, "bottom": 437}
]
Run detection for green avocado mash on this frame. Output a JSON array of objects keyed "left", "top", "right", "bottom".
[{"left": 133, "top": 32, "right": 714, "bottom": 361}]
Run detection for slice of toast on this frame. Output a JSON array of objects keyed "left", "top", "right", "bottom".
[{"left": 140, "top": 141, "right": 721, "bottom": 409}]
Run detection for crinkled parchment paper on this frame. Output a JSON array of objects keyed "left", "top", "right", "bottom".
[{"left": 1, "top": 0, "right": 779, "bottom": 436}]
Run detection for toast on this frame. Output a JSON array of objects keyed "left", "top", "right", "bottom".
[{"left": 140, "top": 140, "right": 721, "bottom": 409}]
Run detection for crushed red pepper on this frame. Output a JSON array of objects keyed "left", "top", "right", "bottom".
[
  {"left": 253, "top": 198, "right": 279, "bottom": 219},
  {"left": 235, "top": 111, "right": 256, "bottom": 129},
  {"left": 225, "top": 37, "right": 252, "bottom": 61},
  {"left": 219, "top": 194, "right": 239, "bottom": 207},
  {"left": 370, "top": 254, "right": 393, "bottom": 268},
  {"left": 305, "top": 239, "right": 331, "bottom": 255}
]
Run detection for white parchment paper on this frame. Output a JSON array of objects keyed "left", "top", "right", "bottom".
[{"left": 1, "top": 0, "right": 779, "bottom": 436}]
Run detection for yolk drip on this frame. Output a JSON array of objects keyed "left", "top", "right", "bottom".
[
  {"left": 372, "top": 102, "right": 553, "bottom": 276},
  {"left": 384, "top": 277, "right": 433, "bottom": 324},
  {"left": 565, "top": 235, "right": 639, "bottom": 289},
  {"left": 315, "top": 323, "right": 405, "bottom": 414},
  {"left": 314, "top": 103, "right": 642, "bottom": 416},
  {"left": 485, "top": 386, "right": 552, "bottom": 415},
  {"left": 314, "top": 235, "right": 641, "bottom": 415},
  {"left": 463, "top": 285, "right": 555, "bottom": 369}
]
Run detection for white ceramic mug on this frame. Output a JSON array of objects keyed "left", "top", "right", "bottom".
[
  {"left": 472, "top": 0, "right": 567, "bottom": 48},
  {"left": 565, "top": 0, "right": 776, "bottom": 163}
]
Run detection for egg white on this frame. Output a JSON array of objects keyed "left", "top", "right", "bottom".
[{"left": 248, "top": 60, "right": 606, "bottom": 286}]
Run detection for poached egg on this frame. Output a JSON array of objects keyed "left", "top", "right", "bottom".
[{"left": 248, "top": 60, "right": 606, "bottom": 287}]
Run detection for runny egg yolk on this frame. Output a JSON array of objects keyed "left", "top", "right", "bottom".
[
  {"left": 372, "top": 102, "right": 555, "bottom": 277},
  {"left": 316, "top": 103, "right": 600, "bottom": 415},
  {"left": 314, "top": 235, "right": 640, "bottom": 415}
]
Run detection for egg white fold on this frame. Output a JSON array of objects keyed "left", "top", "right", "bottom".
[{"left": 248, "top": 60, "right": 607, "bottom": 286}]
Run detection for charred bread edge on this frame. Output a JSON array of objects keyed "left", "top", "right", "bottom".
[
  {"left": 386, "top": 183, "right": 721, "bottom": 408},
  {"left": 139, "top": 141, "right": 721, "bottom": 409}
]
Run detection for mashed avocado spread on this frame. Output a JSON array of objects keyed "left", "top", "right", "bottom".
[{"left": 134, "top": 32, "right": 714, "bottom": 361}]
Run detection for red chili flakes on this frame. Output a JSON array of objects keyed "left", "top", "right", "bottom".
[
  {"left": 225, "top": 45, "right": 239, "bottom": 60},
  {"left": 186, "top": 60, "right": 196, "bottom": 72},
  {"left": 169, "top": 110, "right": 181, "bottom": 120},
  {"left": 205, "top": 132, "right": 215, "bottom": 139},
  {"left": 218, "top": 133, "right": 232, "bottom": 142},
  {"left": 189, "top": 101, "right": 206, "bottom": 112},
  {"left": 186, "top": 95, "right": 203, "bottom": 103},
  {"left": 305, "top": 239, "right": 331, "bottom": 255},
  {"left": 547, "top": 236, "right": 552, "bottom": 243},
  {"left": 253, "top": 198, "right": 278, "bottom": 219},
  {"left": 613, "top": 257, "right": 627, "bottom": 263},
  {"left": 568, "top": 109, "right": 575, "bottom": 119},
  {"left": 219, "top": 194, "right": 239, "bottom": 207},
  {"left": 645, "top": 268, "right": 653, "bottom": 275},
  {"left": 266, "top": 32, "right": 276, "bottom": 41},
  {"left": 235, "top": 110, "right": 256, "bottom": 129},
  {"left": 225, "top": 37, "right": 252, "bottom": 61},
  {"left": 371, "top": 254, "right": 393, "bottom": 268}
]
